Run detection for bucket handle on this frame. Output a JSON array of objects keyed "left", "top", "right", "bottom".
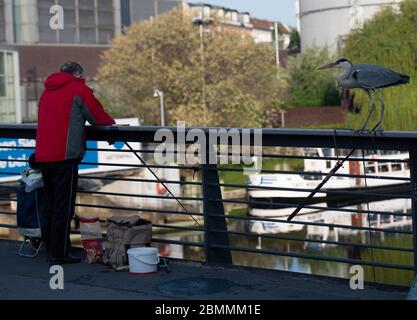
[{"left": 132, "top": 254, "right": 160, "bottom": 265}]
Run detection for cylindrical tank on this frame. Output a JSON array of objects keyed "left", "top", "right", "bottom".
[{"left": 296, "top": 0, "right": 402, "bottom": 52}]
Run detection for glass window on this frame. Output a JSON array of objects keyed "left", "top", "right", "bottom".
[
  {"left": 0, "top": 1, "right": 4, "bottom": 42},
  {"left": 392, "top": 163, "right": 402, "bottom": 172},
  {"left": 38, "top": 0, "right": 58, "bottom": 43},
  {"left": 159, "top": 0, "right": 180, "bottom": 16},
  {"left": 120, "top": 0, "right": 131, "bottom": 28},
  {"left": 365, "top": 165, "right": 376, "bottom": 174},
  {"left": 37, "top": 0, "right": 114, "bottom": 44},
  {"left": 0, "top": 52, "right": 5, "bottom": 97},
  {"left": 0, "top": 51, "right": 17, "bottom": 123},
  {"left": 59, "top": 4, "right": 77, "bottom": 43},
  {"left": 379, "top": 164, "right": 389, "bottom": 172}
]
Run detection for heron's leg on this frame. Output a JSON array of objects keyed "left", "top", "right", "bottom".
[
  {"left": 372, "top": 89, "right": 385, "bottom": 132},
  {"left": 360, "top": 90, "right": 376, "bottom": 132}
]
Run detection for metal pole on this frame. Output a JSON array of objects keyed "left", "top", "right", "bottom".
[
  {"left": 159, "top": 91, "right": 165, "bottom": 127},
  {"left": 201, "top": 142, "right": 232, "bottom": 265},
  {"left": 409, "top": 147, "right": 417, "bottom": 275},
  {"left": 274, "top": 22, "right": 280, "bottom": 71}
]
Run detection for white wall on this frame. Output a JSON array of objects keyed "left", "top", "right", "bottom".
[{"left": 298, "top": 0, "right": 403, "bottom": 52}]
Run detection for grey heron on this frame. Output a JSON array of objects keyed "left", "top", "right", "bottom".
[
  {"left": 287, "top": 58, "right": 410, "bottom": 222},
  {"left": 317, "top": 58, "right": 410, "bottom": 130}
]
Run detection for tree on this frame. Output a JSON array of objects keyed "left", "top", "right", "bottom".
[
  {"left": 284, "top": 47, "right": 340, "bottom": 108},
  {"left": 97, "top": 9, "right": 286, "bottom": 127},
  {"left": 343, "top": 0, "right": 417, "bottom": 130},
  {"left": 288, "top": 29, "right": 301, "bottom": 55}
]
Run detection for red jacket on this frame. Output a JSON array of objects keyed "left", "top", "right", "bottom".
[{"left": 35, "top": 72, "right": 115, "bottom": 163}]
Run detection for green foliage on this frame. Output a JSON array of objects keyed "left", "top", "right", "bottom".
[
  {"left": 288, "top": 29, "right": 301, "bottom": 55},
  {"left": 343, "top": 0, "right": 417, "bottom": 130},
  {"left": 284, "top": 47, "right": 341, "bottom": 108},
  {"left": 97, "top": 9, "right": 287, "bottom": 127}
]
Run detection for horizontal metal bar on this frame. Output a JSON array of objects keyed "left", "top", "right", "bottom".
[
  {"left": 0, "top": 224, "right": 17, "bottom": 229},
  {"left": 152, "top": 224, "right": 204, "bottom": 232},
  {"left": 215, "top": 183, "right": 410, "bottom": 199},
  {"left": 81, "top": 161, "right": 199, "bottom": 170},
  {"left": 0, "top": 172, "right": 20, "bottom": 176},
  {"left": 218, "top": 199, "right": 412, "bottom": 217},
  {"left": 211, "top": 244, "right": 415, "bottom": 270},
  {"left": 0, "top": 146, "right": 34, "bottom": 150},
  {"left": 0, "top": 158, "right": 199, "bottom": 171},
  {"left": 77, "top": 190, "right": 203, "bottom": 202},
  {"left": 151, "top": 238, "right": 206, "bottom": 248},
  {"left": 212, "top": 213, "right": 414, "bottom": 235},
  {"left": 78, "top": 176, "right": 202, "bottom": 186},
  {"left": 225, "top": 152, "right": 409, "bottom": 163},
  {"left": 3, "top": 124, "right": 417, "bottom": 150},
  {"left": 0, "top": 211, "right": 16, "bottom": 216},
  {"left": 70, "top": 228, "right": 205, "bottom": 247},
  {"left": 214, "top": 167, "right": 410, "bottom": 182},
  {"left": 85, "top": 147, "right": 409, "bottom": 163},
  {"left": 76, "top": 203, "right": 204, "bottom": 216},
  {"left": 211, "top": 229, "right": 414, "bottom": 253}
]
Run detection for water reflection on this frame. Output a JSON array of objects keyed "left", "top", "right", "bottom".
[{"left": 159, "top": 198, "right": 414, "bottom": 286}]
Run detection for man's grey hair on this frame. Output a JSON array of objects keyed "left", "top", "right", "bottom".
[{"left": 60, "top": 61, "right": 84, "bottom": 78}]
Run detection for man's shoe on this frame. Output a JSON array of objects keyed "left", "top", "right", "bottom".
[{"left": 48, "top": 255, "right": 82, "bottom": 265}]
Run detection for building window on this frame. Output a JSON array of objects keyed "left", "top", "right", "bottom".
[
  {"left": 37, "top": 0, "right": 115, "bottom": 44},
  {"left": 129, "top": 0, "right": 180, "bottom": 24},
  {"left": 0, "top": 51, "right": 18, "bottom": 123},
  {"left": 0, "top": 0, "right": 5, "bottom": 42},
  {"left": 120, "top": 0, "right": 131, "bottom": 28}
]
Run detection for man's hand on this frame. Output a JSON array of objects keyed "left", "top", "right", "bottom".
[{"left": 107, "top": 124, "right": 130, "bottom": 145}]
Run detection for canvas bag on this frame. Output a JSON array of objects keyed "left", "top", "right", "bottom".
[{"left": 103, "top": 216, "right": 152, "bottom": 269}]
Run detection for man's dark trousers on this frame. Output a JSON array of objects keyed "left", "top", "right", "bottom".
[{"left": 40, "top": 160, "right": 79, "bottom": 257}]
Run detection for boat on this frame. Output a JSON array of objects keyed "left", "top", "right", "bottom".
[
  {"left": 248, "top": 198, "right": 412, "bottom": 236},
  {"left": 248, "top": 148, "right": 410, "bottom": 210}
]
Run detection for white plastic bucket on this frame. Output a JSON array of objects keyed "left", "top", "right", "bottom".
[{"left": 127, "top": 247, "right": 160, "bottom": 274}]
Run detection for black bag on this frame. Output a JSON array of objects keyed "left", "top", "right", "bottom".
[{"left": 16, "top": 181, "right": 46, "bottom": 257}]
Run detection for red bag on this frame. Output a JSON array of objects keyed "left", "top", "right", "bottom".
[{"left": 79, "top": 217, "right": 103, "bottom": 264}]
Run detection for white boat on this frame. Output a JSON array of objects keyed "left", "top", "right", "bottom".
[
  {"left": 249, "top": 198, "right": 412, "bottom": 236},
  {"left": 248, "top": 148, "right": 410, "bottom": 209}
]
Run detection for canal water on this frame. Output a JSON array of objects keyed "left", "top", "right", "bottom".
[{"left": 158, "top": 198, "right": 415, "bottom": 287}]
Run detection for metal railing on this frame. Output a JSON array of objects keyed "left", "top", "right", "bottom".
[{"left": 1, "top": 124, "right": 417, "bottom": 285}]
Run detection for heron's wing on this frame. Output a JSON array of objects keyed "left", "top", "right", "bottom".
[{"left": 352, "top": 65, "right": 403, "bottom": 89}]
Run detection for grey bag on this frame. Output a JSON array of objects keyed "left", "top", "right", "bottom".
[{"left": 103, "top": 216, "right": 152, "bottom": 270}]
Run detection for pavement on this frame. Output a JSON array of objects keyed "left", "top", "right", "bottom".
[{"left": 0, "top": 240, "right": 408, "bottom": 300}]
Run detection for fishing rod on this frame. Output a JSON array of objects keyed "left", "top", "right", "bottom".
[
  {"left": 124, "top": 141, "right": 200, "bottom": 227},
  {"left": 287, "top": 126, "right": 379, "bottom": 222}
]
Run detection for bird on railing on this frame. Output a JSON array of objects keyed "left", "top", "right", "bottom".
[
  {"left": 287, "top": 59, "right": 410, "bottom": 222},
  {"left": 318, "top": 58, "right": 410, "bottom": 131}
]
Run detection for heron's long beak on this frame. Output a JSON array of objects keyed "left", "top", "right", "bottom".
[{"left": 317, "top": 62, "right": 336, "bottom": 70}]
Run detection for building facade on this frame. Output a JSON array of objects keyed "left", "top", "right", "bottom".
[
  {"left": 185, "top": 2, "right": 291, "bottom": 49},
  {"left": 0, "top": 0, "right": 182, "bottom": 123},
  {"left": 1, "top": 0, "right": 287, "bottom": 124},
  {"left": 296, "top": 0, "right": 403, "bottom": 53}
]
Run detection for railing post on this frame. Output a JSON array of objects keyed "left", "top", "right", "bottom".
[
  {"left": 409, "top": 147, "right": 417, "bottom": 275},
  {"left": 201, "top": 143, "right": 232, "bottom": 265}
]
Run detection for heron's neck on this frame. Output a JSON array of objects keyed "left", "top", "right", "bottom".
[{"left": 337, "top": 63, "right": 352, "bottom": 81}]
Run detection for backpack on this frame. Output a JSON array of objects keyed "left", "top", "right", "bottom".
[{"left": 103, "top": 216, "right": 152, "bottom": 270}]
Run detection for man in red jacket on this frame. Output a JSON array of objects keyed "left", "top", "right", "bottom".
[{"left": 35, "top": 62, "right": 115, "bottom": 264}]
